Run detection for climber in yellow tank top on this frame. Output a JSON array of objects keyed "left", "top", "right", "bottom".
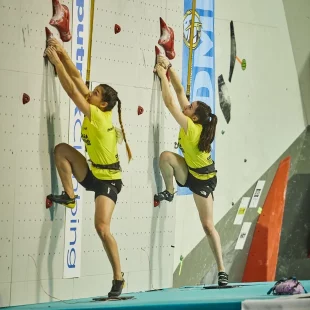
[
  {"left": 81, "top": 104, "right": 121, "bottom": 181},
  {"left": 153, "top": 54, "right": 228, "bottom": 288},
  {"left": 44, "top": 39, "right": 132, "bottom": 298}
]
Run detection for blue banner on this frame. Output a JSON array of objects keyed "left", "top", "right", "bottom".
[{"left": 177, "top": 0, "right": 215, "bottom": 195}]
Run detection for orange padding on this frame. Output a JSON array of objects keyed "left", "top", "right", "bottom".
[{"left": 242, "top": 156, "right": 291, "bottom": 282}]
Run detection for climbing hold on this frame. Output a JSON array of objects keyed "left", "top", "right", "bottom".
[
  {"left": 154, "top": 200, "right": 160, "bottom": 207},
  {"left": 232, "top": 202, "right": 235, "bottom": 206},
  {"left": 154, "top": 46, "right": 170, "bottom": 81},
  {"left": 22, "top": 93, "right": 30, "bottom": 105},
  {"left": 244, "top": 159, "right": 247, "bottom": 163},
  {"left": 114, "top": 24, "right": 121, "bottom": 34},
  {"left": 45, "top": 27, "right": 54, "bottom": 40},
  {"left": 158, "top": 17, "right": 175, "bottom": 60},
  {"left": 137, "top": 106, "right": 144, "bottom": 115},
  {"left": 46, "top": 197, "right": 53, "bottom": 209},
  {"left": 221, "top": 130, "right": 225, "bottom": 135},
  {"left": 49, "top": 0, "right": 72, "bottom": 42},
  {"left": 241, "top": 59, "right": 247, "bottom": 70},
  {"left": 44, "top": 27, "right": 57, "bottom": 76}
]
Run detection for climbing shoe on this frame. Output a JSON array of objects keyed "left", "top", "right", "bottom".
[
  {"left": 154, "top": 190, "right": 174, "bottom": 202},
  {"left": 108, "top": 272, "right": 125, "bottom": 298},
  {"left": 218, "top": 271, "right": 228, "bottom": 286},
  {"left": 46, "top": 191, "right": 76, "bottom": 209}
]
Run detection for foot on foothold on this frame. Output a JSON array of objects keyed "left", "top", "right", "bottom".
[
  {"left": 46, "top": 191, "right": 77, "bottom": 209},
  {"left": 154, "top": 190, "right": 174, "bottom": 203},
  {"left": 218, "top": 272, "right": 228, "bottom": 287},
  {"left": 108, "top": 272, "right": 125, "bottom": 298}
]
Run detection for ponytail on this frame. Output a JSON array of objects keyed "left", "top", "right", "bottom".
[
  {"left": 195, "top": 101, "right": 218, "bottom": 153},
  {"left": 117, "top": 99, "right": 132, "bottom": 162}
]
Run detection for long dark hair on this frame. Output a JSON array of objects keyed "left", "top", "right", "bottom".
[
  {"left": 99, "top": 84, "right": 132, "bottom": 162},
  {"left": 194, "top": 101, "right": 218, "bottom": 153}
]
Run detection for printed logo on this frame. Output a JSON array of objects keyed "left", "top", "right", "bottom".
[{"left": 183, "top": 10, "right": 202, "bottom": 49}]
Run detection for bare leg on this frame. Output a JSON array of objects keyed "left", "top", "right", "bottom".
[
  {"left": 159, "top": 151, "right": 188, "bottom": 193},
  {"left": 54, "top": 143, "right": 88, "bottom": 198},
  {"left": 94, "top": 195, "right": 123, "bottom": 280},
  {"left": 193, "top": 193, "right": 225, "bottom": 272}
]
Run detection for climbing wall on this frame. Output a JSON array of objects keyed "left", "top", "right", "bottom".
[
  {"left": 173, "top": 0, "right": 307, "bottom": 287},
  {"left": 0, "top": 0, "right": 183, "bottom": 307}
]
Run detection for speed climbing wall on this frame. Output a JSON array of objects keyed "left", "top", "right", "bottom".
[
  {"left": 173, "top": 0, "right": 308, "bottom": 287},
  {"left": 0, "top": 0, "right": 308, "bottom": 308},
  {"left": 0, "top": 0, "right": 183, "bottom": 307}
]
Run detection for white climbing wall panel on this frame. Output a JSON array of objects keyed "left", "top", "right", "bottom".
[{"left": 0, "top": 0, "right": 183, "bottom": 306}]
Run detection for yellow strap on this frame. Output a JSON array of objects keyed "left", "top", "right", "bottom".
[
  {"left": 186, "top": 0, "right": 196, "bottom": 99},
  {"left": 86, "top": 0, "right": 95, "bottom": 89}
]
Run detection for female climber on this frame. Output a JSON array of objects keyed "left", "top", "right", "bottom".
[
  {"left": 45, "top": 39, "right": 131, "bottom": 297},
  {"left": 153, "top": 55, "right": 228, "bottom": 286}
]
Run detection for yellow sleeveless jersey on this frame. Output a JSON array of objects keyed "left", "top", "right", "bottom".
[
  {"left": 178, "top": 117, "right": 216, "bottom": 181},
  {"left": 81, "top": 104, "right": 121, "bottom": 180}
]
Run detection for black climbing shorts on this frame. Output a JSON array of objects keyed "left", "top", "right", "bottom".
[
  {"left": 79, "top": 167, "right": 122, "bottom": 203},
  {"left": 176, "top": 173, "right": 217, "bottom": 199}
]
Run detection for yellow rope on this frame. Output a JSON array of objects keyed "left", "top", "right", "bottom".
[
  {"left": 186, "top": 0, "right": 196, "bottom": 99},
  {"left": 86, "top": 0, "right": 95, "bottom": 89}
]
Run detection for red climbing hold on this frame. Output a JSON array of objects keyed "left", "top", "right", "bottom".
[
  {"left": 114, "top": 24, "right": 121, "bottom": 34},
  {"left": 137, "top": 106, "right": 144, "bottom": 115},
  {"left": 49, "top": 0, "right": 72, "bottom": 42},
  {"left": 158, "top": 17, "right": 175, "bottom": 60},
  {"left": 22, "top": 93, "right": 30, "bottom": 105},
  {"left": 45, "top": 27, "right": 54, "bottom": 40},
  {"left": 154, "top": 200, "right": 160, "bottom": 207},
  {"left": 46, "top": 197, "right": 53, "bottom": 209}
]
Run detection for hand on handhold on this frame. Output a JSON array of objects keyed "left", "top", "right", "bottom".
[
  {"left": 157, "top": 55, "right": 171, "bottom": 69},
  {"left": 47, "top": 38, "right": 65, "bottom": 56}
]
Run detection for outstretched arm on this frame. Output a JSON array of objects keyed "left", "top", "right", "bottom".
[
  {"left": 157, "top": 55, "right": 190, "bottom": 111},
  {"left": 47, "top": 38, "right": 90, "bottom": 98},
  {"left": 154, "top": 64, "right": 188, "bottom": 133},
  {"left": 45, "top": 47, "right": 90, "bottom": 119}
]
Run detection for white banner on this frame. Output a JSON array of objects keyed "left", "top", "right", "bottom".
[
  {"left": 233, "top": 197, "right": 250, "bottom": 225},
  {"left": 249, "top": 180, "right": 265, "bottom": 208},
  {"left": 63, "top": 0, "right": 90, "bottom": 279}
]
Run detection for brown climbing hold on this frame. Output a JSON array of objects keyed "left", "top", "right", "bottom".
[
  {"left": 114, "top": 24, "right": 121, "bottom": 34},
  {"left": 137, "top": 106, "right": 144, "bottom": 115},
  {"left": 154, "top": 200, "right": 160, "bottom": 207},
  {"left": 46, "top": 197, "right": 53, "bottom": 209},
  {"left": 22, "top": 93, "right": 30, "bottom": 104}
]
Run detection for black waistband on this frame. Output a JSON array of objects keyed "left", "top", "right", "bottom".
[
  {"left": 90, "top": 161, "right": 121, "bottom": 171},
  {"left": 188, "top": 163, "right": 217, "bottom": 175}
]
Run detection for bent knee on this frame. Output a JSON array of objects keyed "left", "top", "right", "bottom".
[
  {"left": 159, "top": 151, "right": 174, "bottom": 162},
  {"left": 54, "top": 143, "right": 70, "bottom": 156}
]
